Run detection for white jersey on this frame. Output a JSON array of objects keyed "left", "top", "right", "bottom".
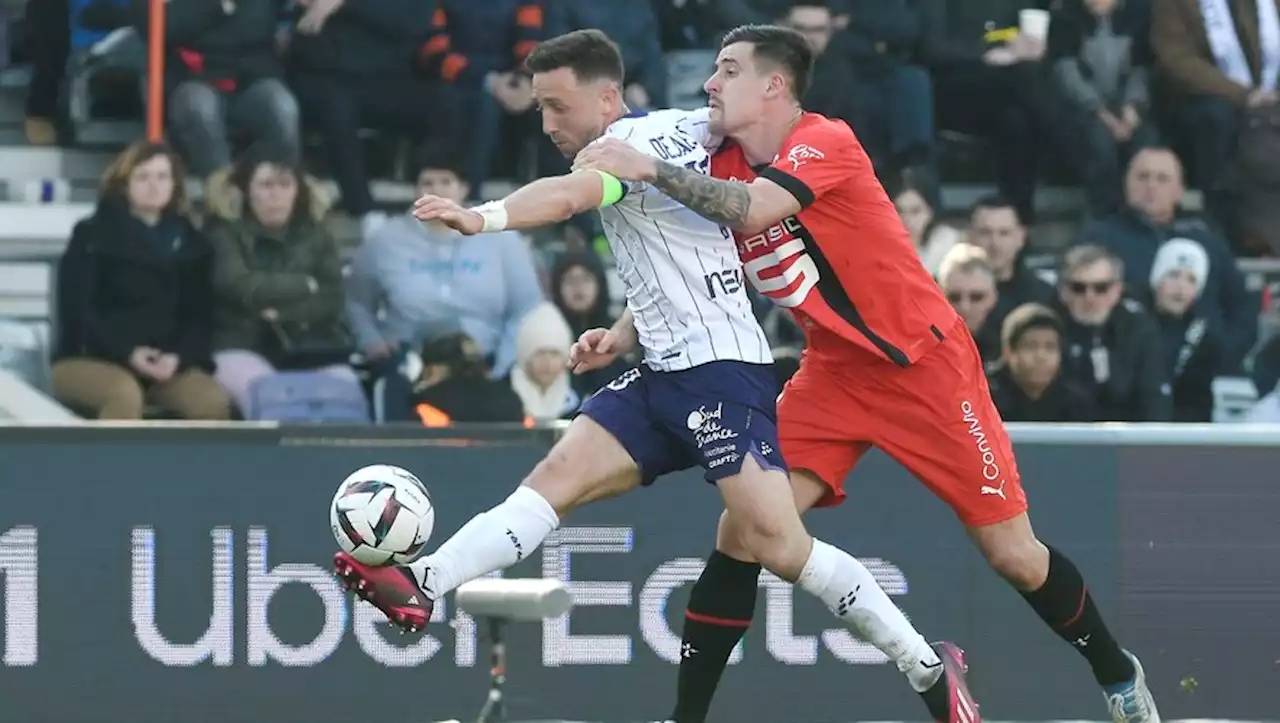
[{"left": 598, "top": 108, "right": 772, "bottom": 372}]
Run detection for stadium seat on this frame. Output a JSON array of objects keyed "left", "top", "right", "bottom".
[
  {"left": 0, "top": 317, "right": 50, "bottom": 392},
  {"left": 0, "top": 259, "right": 53, "bottom": 319},
  {"left": 1211, "top": 376, "right": 1260, "bottom": 423}
]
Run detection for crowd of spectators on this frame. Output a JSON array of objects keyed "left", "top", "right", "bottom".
[{"left": 9, "top": 0, "right": 1280, "bottom": 424}]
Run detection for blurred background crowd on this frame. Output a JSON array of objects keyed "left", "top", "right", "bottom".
[{"left": 1, "top": 0, "right": 1279, "bottom": 426}]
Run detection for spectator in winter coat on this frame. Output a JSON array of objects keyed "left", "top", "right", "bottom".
[
  {"left": 1079, "top": 147, "right": 1256, "bottom": 369},
  {"left": 427, "top": 0, "right": 550, "bottom": 190},
  {"left": 136, "top": 0, "right": 300, "bottom": 176},
  {"left": 920, "top": 0, "right": 1084, "bottom": 221},
  {"left": 509, "top": 302, "right": 580, "bottom": 422},
  {"left": 1049, "top": 0, "right": 1156, "bottom": 213},
  {"left": 1147, "top": 238, "right": 1229, "bottom": 421},
  {"left": 1053, "top": 244, "right": 1170, "bottom": 421},
  {"left": 287, "top": 0, "right": 457, "bottom": 233},
  {"left": 52, "top": 140, "right": 231, "bottom": 420},
  {"left": 1151, "top": 0, "right": 1280, "bottom": 215},
  {"left": 829, "top": 0, "right": 936, "bottom": 176},
  {"left": 205, "top": 146, "right": 358, "bottom": 414}
]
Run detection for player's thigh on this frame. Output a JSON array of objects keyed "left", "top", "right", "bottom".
[
  {"left": 524, "top": 414, "right": 642, "bottom": 517},
  {"left": 871, "top": 331, "right": 1028, "bottom": 527},
  {"left": 777, "top": 362, "right": 872, "bottom": 509},
  {"left": 525, "top": 368, "right": 657, "bottom": 516},
  {"left": 714, "top": 467, "right": 836, "bottom": 559},
  {"left": 716, "top": 455, "right": 813, "bottom": 579}
]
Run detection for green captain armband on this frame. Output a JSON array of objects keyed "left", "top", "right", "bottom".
[{"left": 594, "top": 170, "right": 626, "bottom": 208}]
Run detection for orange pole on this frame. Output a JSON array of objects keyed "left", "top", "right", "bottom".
[{"left": 146, "top": 0, "right": 166, "bottom": 141}]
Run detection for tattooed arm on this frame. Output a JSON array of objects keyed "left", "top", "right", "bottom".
[
  {"left": 652, "top": 160, "right": 802, "bottom": 233},
  {"left": 573, "top": 138, "right": 803, "bottom": 234}
]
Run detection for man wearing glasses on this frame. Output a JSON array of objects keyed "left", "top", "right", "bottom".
[{"left": 1053, "top": 244, "right": 1170, "bottom": 421}]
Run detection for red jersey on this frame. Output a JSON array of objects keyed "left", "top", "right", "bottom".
[{"left": 712, "top": 113, "right": 958, "bottom": 366}]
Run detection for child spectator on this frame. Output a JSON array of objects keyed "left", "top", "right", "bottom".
[
  {"left": 409, "top": 331, "right": 525, "bottom": 426},
  {"left": 1148, "top": 238, "right": 1226, "bottom": 421},
  {"left": 509, "top": 302, "right": 579, "bottom": 422},
  {"left": 987, "top": 303, "right": 1097, "bottom": 422}
]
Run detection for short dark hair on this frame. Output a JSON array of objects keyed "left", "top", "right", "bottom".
[
  {"left": 1001, "top": 303, "right": 1063, "bottom": 351},
  {"left": 721, "top": 24, "right": 814, "bottom": 99},
  {"left": 970, "top": 194, "right": 1021, "bottom": 223},
  {"left": 411, "top": 143, "right": 466, "bottom": 182},
  {"left": 525, "top": 29, "right": 624, "bottom": 83}
]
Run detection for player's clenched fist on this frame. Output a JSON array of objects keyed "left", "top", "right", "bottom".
[
  {"left": 572, "top": 138, "right": 657, "bottom": 182},
  {"left": 569, "top": 328, "right": 622, "bottom": 373},
  {"left": 413, "top": 194, "right": 484, "bottom": 235}
]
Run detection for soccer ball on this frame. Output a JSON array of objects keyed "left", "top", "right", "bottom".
[{"left": 330, "top": 464, "right": 435, "bottom": 566}]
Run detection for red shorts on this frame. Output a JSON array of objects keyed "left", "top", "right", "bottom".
[{"left": 777, "top": 318, "right": 1028, "bottom": 527}]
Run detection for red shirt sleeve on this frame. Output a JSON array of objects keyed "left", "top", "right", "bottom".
[{"left": 758, "top": 119, "right": 864, "bottom": 209}]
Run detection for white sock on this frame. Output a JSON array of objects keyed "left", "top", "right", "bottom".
[
  {"left": 797, "top": 538, "right": 943, "bottom": 692},
  {"left": 407, "top": 486, "right": 559, "bottom": 599}
]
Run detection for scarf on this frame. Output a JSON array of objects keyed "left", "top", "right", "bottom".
[
  {"left": 1201, "top": 0, "right": 1280, "bottom": 91},
  {"left": 509, "top": 366, "right": 575, "bottom": 421}
]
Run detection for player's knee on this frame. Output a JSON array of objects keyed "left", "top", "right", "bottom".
[
  {"left": 521, "top": 447, "right": 587, "bottom": 517},
  {"left": 733, "top": 513, "right": 810, "bottom": 579},
  {"left": 982, "top": 537, "right": 1049, "bottom": 590}
]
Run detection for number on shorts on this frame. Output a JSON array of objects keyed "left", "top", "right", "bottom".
[{"left": 606, "top": 368, "right": 642, "bottom": 391}]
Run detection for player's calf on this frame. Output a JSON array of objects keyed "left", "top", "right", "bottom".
[{"left": 969, "top": 514, "right": 1151, "bottom": 708}]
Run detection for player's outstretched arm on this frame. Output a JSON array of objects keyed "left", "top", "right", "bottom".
[
  {"left": 413, "top": 170, "right": 626, "bottom": 234},
  {"left": 573, "top": 138, "right": 800, "bottom": 234}
]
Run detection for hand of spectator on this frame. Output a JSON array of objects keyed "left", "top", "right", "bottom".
[
  {"left": 1099, "top": 110, "right": 1132, "bottom": 142},
  {"left": 152, "top": 354, "right": 180, "bottom": 383},
  {"left": 1247, "top": 89, "right": 1278, "bottom": 108},
  {"left": 129, "top": 346, "right": 163, "bottom": 379},
  {"left": 261, "top": 308, "right": 280, "bottom": 322},
  {"left": 1010, "top": 33, "right": 1045, "bottom": 62},
  {"left": 364, "top": 340, "right": 398, "bottom": 360},
  {"left": 297, "top": 0, "right": 343, "bottom": 35},
  {"left": 573, "top": 137, "right": 658, "bottom": 183},
  {"left": 1121, "top": 104, "right": 1141, "bottom": 129},
  {"left": 413, "top": 195, "right": 485, "bottom": 235},
  {"left": 570, "top": 328, "right": 624, "bottom": 374},
  {"left": 491, "top": 74, "right": 534, "bottom": 114},
  {"left": 624, "top": 84, "right": 651, "bottom": 111},
  {"left": 982, "top": 47, "right": 1018, "bottom": 66}
]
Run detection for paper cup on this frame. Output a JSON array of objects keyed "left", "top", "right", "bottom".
[{"left": 1019, "top": 8, "right": 1051, "bottom": 40}]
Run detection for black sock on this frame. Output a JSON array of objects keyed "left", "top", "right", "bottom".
[
  {"left": 1020, "top": 545, "right": 1135, "bottom": 686},
  {"left": 669, "top": 551, "right": 762, "bottom": 723}
]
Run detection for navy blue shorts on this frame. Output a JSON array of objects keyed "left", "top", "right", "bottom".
[{"left": 578, "top": 360, "right": 788, "bottom": 485}]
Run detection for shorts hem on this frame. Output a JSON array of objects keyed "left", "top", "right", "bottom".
[
  {"left": 705, "top": 446, "right": 787, "bottom": 484},
  {"left": 577, "top": 407, "right": 659, "bottom": 487},
  {"left": 957, "top": 501, "right": 1029, "bottom": 528}
]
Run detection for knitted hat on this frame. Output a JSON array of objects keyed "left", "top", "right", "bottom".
[{"left": 1149, "top": 237, "right": 1209, "bottom": 296}]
